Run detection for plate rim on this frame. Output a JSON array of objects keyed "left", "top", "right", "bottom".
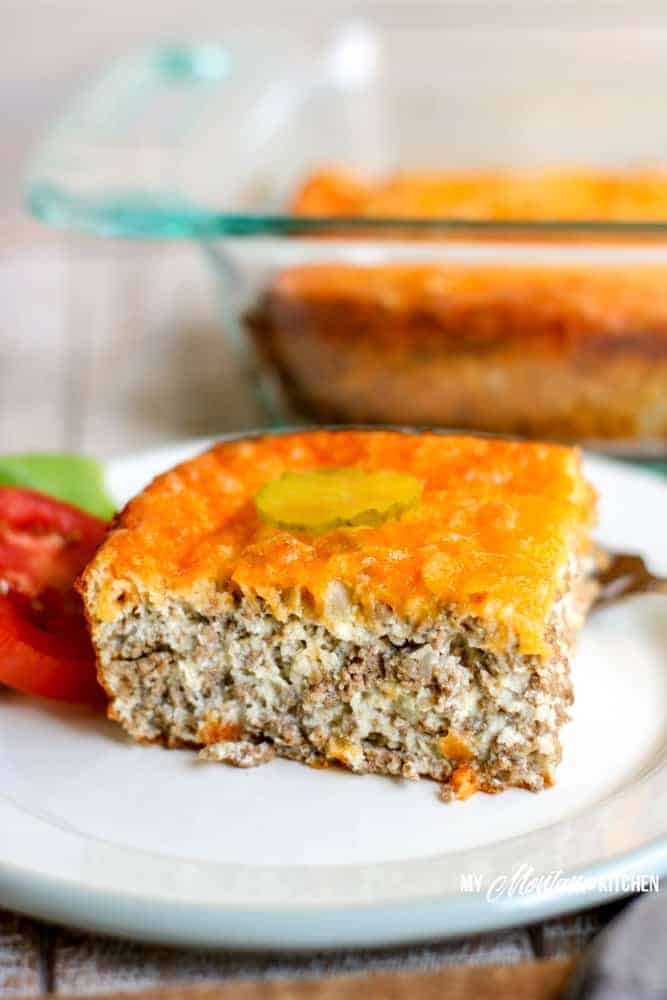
[{"left": 1, "top": 828, "right": 665, "bottom": 950}]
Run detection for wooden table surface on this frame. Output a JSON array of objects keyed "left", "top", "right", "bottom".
[{"left": 0, "top": 219, "right": 630, "bottom": 995}]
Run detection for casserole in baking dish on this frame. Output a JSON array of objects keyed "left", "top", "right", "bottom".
[
  {"left": 27, "top": 18, "right": 667, "bottom": 453},
  {"left": 248, "top": 168, "right": 667, "bottom": 442}
]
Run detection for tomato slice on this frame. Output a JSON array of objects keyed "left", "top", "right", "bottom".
[{"left": 0, "top": 487, "right": 108, "bottom": 703}]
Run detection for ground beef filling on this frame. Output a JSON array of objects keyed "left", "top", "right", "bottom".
[{"left": 94, "top": 569, "right": 592, "bottom": 798}]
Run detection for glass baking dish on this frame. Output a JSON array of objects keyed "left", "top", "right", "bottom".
[{"left": 25, "top": 15, "right": 667, "bottom": 456}]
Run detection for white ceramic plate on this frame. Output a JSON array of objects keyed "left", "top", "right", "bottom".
[{"left": 1, "top": 436, "right": 666, "bottom": 950}]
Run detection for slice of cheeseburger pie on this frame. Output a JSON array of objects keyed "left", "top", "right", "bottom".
[{"left": 80, "top": 430, "right": 597, "bottom": 800}]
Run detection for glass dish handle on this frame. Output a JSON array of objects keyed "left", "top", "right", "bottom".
[{"left": 24, "top": 38, "right": 297, "bottom": 238}]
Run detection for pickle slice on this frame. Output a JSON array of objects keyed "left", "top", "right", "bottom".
[{"left": 255, "top": 467, "right": 422, "bottom": 532}]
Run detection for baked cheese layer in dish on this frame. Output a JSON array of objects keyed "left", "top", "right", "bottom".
[
  {"left": 80, "top": 430, "right": 597, "bottom": 800},
  {"left": 292, "top": 167, "right": 667, "bottom": 220}
]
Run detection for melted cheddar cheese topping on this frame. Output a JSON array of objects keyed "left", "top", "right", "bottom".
[{"left": 88, "top": 431, "right": 595, "bottom": 656}]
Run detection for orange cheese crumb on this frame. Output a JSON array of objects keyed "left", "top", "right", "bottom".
[
  {"left": 439, "top": 732, "right": 473, "bottom": 764},
  {"left": 451, "top": 765, "right": 479, "bottom": 801}
]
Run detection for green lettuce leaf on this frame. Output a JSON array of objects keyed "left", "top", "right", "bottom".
[{"left": 0, "top": 453, "right": 115, "bottom": 519}]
